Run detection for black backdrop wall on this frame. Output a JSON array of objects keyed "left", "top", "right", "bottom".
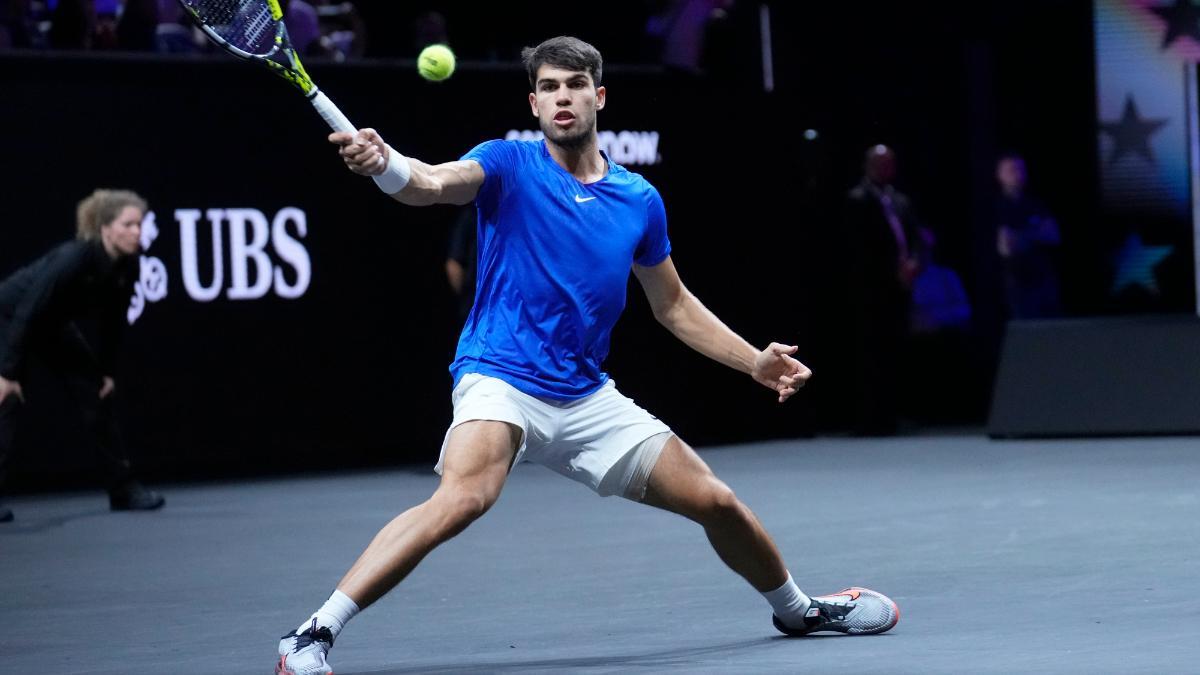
[
  {"left": 0, "top": 3, "right": 1098, "bottom": 486},
  {"left": 1, "top": 53, "right": 819, "bottom": 486}
]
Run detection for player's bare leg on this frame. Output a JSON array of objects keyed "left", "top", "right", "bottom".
[
  {"left": 640, "top": 436, "right": 899, "bottom": 636},
  {"left": 640, "top": 436, "right": 788, "bottom": 591},
  {"left": 338, "top": 420, "right": 520, "bottom": 606},
  {"left": 276, "top": 420, "right": 520, "bottom": 675}
]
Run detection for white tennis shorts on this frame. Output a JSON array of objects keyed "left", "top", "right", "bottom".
[{"left": 436, "top": 373, "right": 674, "bottom": 499}]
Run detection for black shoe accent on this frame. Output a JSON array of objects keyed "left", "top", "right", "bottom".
[
  {"left": 0, "top": 506, "right": 12, "bottom": 523},
  {"left": 773, "top": 597, "right": 853, "bottom": 636},
  {"left": 108, "top": 480, "right": 165, "bottom": 511},
  {"left": 281, "top": 619, "right": 335, "bottom": 650}
]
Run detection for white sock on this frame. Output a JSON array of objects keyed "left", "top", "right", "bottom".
[
  {"left": 298, "top": 589, "right": 360, "bottom": 642},
  {"left": 762, "top": 573, "right": 812, "bottom": 629}
]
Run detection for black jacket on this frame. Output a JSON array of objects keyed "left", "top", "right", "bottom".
[
  {"left": 0, "top": 240, "right": 137, "bottom": 380},
  {"left": 844, "top": 179, "right": 923, "bottom": 310}
]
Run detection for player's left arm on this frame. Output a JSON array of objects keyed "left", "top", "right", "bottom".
[{"left": 632, "top": 256, "right": 811, "bottom": 403}]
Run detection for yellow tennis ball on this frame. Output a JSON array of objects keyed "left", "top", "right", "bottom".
[{"left": 418, "top": 44, "right": 456, "bottom": 82}]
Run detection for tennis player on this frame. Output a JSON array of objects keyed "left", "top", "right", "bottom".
[{"left": 275, "top": 36, "right": 898, "bottom": 675}]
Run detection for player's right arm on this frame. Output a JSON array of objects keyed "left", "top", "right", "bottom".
[{"left": 328, "top": 129, "right": 483, "bottom": 206}]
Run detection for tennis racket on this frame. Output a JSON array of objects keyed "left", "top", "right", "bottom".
[{"left": 178, "top": 0, "right": 356, "bottom": 134}]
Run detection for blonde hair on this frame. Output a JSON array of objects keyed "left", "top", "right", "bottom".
[{"left": 75, "top": 189, "right": 148, "bottom": 241}]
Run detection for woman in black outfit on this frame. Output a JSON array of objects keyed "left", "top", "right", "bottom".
[{"left": 0, "top": 189, "right": 164, "bottom": 522}]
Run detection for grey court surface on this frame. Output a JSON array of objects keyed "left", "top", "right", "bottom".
[{"left": 3, "top": 435, "right": 1199, "bottom": 674}]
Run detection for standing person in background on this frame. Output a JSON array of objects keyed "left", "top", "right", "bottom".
[
  {"left": 995, "top": 153, "right": 1061, "bottom": 319},
  {"left": 0, "top": 0, "right": 35, "bottom": 48},
  {"left": 115, "top": 0, "right": 158, "bottom": 50},
  {"left": 0, "top": 189, "right": 165, "bottom": 523},
  {"left": 843, "top": 144, "right": 924, "bottom": 436},
  {"left": 47, "top": 0, "right": 94, "bottom": 49}
]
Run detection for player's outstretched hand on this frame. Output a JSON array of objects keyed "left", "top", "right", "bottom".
[
  {"left": 329, "top": 128, "right": 389, "bottom": 177},
  {"left": 751, "top": 343, "right": 811, "bottom": 403}
]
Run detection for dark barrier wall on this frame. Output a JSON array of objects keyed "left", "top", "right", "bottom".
[
  {"left": 988, "top": 317, "right": 1200, "bottom": 437},
  {"left": 0, "top": 53, "right": 821, "bottom": 484}
]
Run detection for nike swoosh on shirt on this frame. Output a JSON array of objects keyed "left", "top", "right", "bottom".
[{"left": 574, "top": 195, "right": 597, "bottom": 203}]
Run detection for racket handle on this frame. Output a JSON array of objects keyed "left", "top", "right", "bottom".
[{"left": 310, "top": 90, "right": 357, "bottom": 134}]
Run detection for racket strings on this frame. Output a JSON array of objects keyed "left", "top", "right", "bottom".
[{"left": 182, "top": 0, "right": 277, "bottom": 55}]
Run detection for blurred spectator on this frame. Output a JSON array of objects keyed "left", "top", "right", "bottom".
[
  {"left": 26, "top": 0, "right": 364, "bottom": 55},
  {"left": 310, "top": 0, "right": 364, "bottom": 60},
  {"left": 284, "top": 0, "right": 319, "bottom": 54},
  {"left": 995, "top": 153, "right": 1061, "bottom": 319},
  {"left": 47, "top": 0, "right": 94, "bottom": 49},
  {"left": 1, "top": 0, "right": 35, "bottom": 48},
  {"left": 646, "top": 0, "right": 735, "bottom": 74},
  {"left": 413, "top": 9, "right": 447, "bottom": 53},
  {"left": 909, "top": 229, "right": 970, "bottom": 335},
  {"left": 116, "top": 0, "right": 156, "bottom": 51},
  {"left": 92, "top": 0, "right": 117, "bottom": 49},
  {"left": 154, "top": 0, "right": 200, "bottom": 53},
  {"left": 843, "top": 144, "right": 925, "bottom": 435}
]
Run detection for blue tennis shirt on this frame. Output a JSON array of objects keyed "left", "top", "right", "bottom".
[{"left": 450, "top": 139, "right": 672, "bottom": 400}]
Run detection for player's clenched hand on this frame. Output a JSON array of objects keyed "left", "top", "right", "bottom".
[
  {"left": 751, "top": 343, "right": 811, "bottom": 404},
  {"left": 329, "top": 128, "right": 389, "bottom": 176}
]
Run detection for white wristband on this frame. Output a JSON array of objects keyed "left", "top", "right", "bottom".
[{"left": 372, "top": 145, "right": 411, "bottom": 195}]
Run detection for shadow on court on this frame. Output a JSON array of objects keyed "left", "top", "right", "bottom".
[
  {"left": 341, "top": 637, "right": 780, "bottom": 674},
  {"left": 0, "top": 507, "right": 110, "bottom": 533}
]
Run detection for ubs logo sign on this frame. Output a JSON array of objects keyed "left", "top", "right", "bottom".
[
  {"left": 127, "top": 207, "right": 312, "bottom": 324},
  {"left": 127, "top": 212, "right": 168, "bottom": 324}
]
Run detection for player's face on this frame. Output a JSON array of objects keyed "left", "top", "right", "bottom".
[
  {"left": 529, "top": 65, "right": 606, "bottom": 150},
  {"left": 101, "top": 205, "right": 143, "bottom": 258}
]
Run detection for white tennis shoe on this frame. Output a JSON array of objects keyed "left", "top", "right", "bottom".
[
  {"left": 773, "top": 587, "right": 900, "bottom": 636},
  {"left": 275, "top": 619, "right": 334, "bottom": 675}
]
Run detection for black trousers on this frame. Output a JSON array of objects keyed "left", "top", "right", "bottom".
[
  {"left": 851, "top": 294, "right": 911, "bottom": 436},
  {"left": 0, "top": 321, "right": 132, "bottom": 495}
]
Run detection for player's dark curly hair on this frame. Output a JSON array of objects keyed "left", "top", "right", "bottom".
[{"left": 521, "top": 36, "right": 603, "bottom": 90}]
